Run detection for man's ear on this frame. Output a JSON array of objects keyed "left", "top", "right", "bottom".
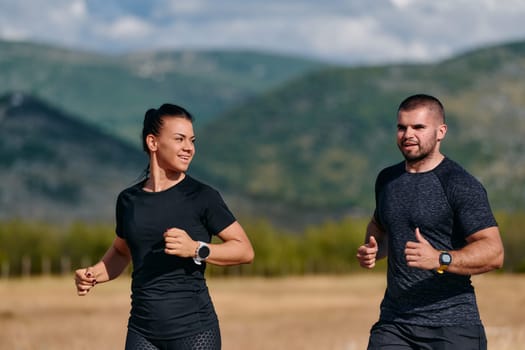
[{"left": 437, "top": 124, "right": 447, "bottom": 141}]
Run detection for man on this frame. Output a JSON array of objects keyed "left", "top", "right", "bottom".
[{"left": 356, "top": 94, "right": 504, "bottom": 350}]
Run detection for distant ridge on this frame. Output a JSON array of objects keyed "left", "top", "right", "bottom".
[
  {"left": 1, "top": 38, "right": 525, "bottom": 228},
  {"left": 0, "top": 92, "right": 146, "bottom": 223},
  {"left": 0, "top": 39, "right": 327, "bottom": 145},
  {"left": 191, "top": 39, "right": 525, "bottom": 215}
]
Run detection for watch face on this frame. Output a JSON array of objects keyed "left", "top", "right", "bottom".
[
  {"left": 198, "top": 245, "right": 210, "bottom": 259},
  {"left": 440, "top": 252, "right": 451, "bottom": 264}
]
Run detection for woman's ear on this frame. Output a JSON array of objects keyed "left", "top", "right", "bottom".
[{"left": 146, "top": 134, "right": 158, "bottom": 152}]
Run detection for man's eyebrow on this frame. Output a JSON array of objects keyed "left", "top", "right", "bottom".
[{"left": 397, "top": 123, "right": 425, "bottom": 128}]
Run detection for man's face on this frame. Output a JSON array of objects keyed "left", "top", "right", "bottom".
[{"left": 396, "top": 107, "right": 446, "bottom": 163}]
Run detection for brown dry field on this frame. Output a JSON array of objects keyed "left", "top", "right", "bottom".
[{"left": 0, "top": 273, "right": 524, "bottom": 350}]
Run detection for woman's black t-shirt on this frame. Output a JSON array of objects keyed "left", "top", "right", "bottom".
[{"left": 115, "top": 175, "right": 236, "bottom": 340}]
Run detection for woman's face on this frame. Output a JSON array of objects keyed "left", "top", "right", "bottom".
[{"left": 150, "top": 116, "right": 195, "bottom": 174}]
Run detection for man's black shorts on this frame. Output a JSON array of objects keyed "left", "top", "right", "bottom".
[{"left": 367, "top": 321, "right": 487, "bottom": 350}]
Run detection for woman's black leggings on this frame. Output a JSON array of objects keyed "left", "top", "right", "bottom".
[{"left": 124, "top": 326, "right": 221, "bottom": 350}]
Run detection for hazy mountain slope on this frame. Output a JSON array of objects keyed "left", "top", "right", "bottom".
[
  {"left": 0, "top": 40, "right": 326, "bottom": 144},
  {"left": 191, "top": 40, "right": 525, "bottom": 213},
  {"left": 2, "top": 40, "right": 524, "bottom": 229},
  {"left": 0, "top": 92, "right": 146, "bottom": 223}
]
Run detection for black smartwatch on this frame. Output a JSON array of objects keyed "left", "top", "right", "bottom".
[
  {"left": 193, "top": 241, "right": 210, "bottom": 265},
  {"left": 437, "top": 251, "right": 452, "bottom": 274}
]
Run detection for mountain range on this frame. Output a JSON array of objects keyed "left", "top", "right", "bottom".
[
  {"left": 1, "top": 39, "right": 524, "bottom": 229},
  {"left": 0, "top": 92, "right": 145, "bottom": 223},
  {"left": 0, "top": 40, "right": 325, "bottom": 145},
  {"left": 191, "top": 40, "right": 525, "bottom": 216}
]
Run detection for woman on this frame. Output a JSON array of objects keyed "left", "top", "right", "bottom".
[{"left": 75, "top": 103, "right": 255, "bottom": 350}]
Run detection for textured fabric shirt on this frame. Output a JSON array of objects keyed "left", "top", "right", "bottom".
[
  {"left": 374, "top": 157, "right": 497, "bottom": 326},
  {"left": 115, "top": 175, "right": 236, "bottom": 340}
]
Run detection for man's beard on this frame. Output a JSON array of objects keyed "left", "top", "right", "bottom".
[
  {"left": 399, "top": 145, "right": 431, "bottom": 163},
  {"left": 403, "top": 152, "right": 428, "bottom": 163}
]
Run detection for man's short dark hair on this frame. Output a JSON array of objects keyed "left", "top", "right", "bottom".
[{"left": 398, "top": 94, "right": 446, "bottom": 123}]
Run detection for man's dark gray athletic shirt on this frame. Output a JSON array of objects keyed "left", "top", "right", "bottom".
[
  {"left": 373, "top": 157, "right": 497, "bottom": 326},
  {"left": 116, "top": 175, "right": 236, "bottom": 340}
]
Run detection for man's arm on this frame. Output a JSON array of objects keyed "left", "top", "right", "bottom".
[
  {"left": 405, "top": 226, "right": 504, "bottom": 275},
  {"left": 357, "top": 215, "right": 388, "bottom": 269},
  {"left": 447, "top": 226, "right": 504, "bottom": 275},
  {"left": 366, "top": 215, "right": 388, "bottom": 260}
]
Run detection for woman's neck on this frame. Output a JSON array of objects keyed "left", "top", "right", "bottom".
[{"left": 143, "top": 169, "right": 185, "bottom": 192}]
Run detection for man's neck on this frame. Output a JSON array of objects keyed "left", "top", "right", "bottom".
[{"left": 405, "top": 154, "right": 445, "bottom": 173}]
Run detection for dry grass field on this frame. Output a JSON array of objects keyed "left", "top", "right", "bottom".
[{"left": 0, "top": 273, "right": 524, "bottom": 350}]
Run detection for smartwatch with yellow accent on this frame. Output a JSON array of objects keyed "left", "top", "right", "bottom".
[{"left": 437, "top": 251, "right": 452, "bottom": 274}]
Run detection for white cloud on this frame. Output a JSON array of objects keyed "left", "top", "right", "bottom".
[
  {"left": 154, "top": 0, "right": 210, "bottom": 16},
  {"left": 69, "top": 0, "right": 88, "bottom": 17},
  {"left": 0, "top": 0, "right": 89, "bottom": 46},
  {"left": 48, "top": 0, "right": 87, "bottom": 26},
  {"left": 389, "top": 0, "right": 416, "bottom": 9},
  {"left": 1, "top": 0, "right": 525, "bottom": 63},
  {"left": 102, "top": 16, "right": 153, "bottom": 40}
]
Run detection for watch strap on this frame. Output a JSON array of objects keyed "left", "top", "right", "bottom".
[
  {"left": 193, "top": 241, "right": 209, "bottom": 265},
  {"left": 437, "top": 251, "right": 451, "bottom": 274}
]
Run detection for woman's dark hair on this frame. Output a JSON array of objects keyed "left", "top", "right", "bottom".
[{"left": 141, "top": 103, "right": 194, "bottom": 153}]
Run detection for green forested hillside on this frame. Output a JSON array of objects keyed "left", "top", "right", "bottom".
[
  {"left": 1, "top": 40, "right": 524, "bottom": 229},
  {"left": 190, "top": 40, "right": 525, "bottom": 215},
  {"left": 0, "top": 93, "right": 145, "bottom": 222},
  {"left": 0, "top": 40, "right": 326, "bottom": 144}
]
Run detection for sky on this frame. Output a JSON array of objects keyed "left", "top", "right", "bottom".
[{"left": 1, "top": 0, "right": 525, "bottom": 65}]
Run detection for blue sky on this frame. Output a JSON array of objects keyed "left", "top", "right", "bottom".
[{"left": 1, "top": 0, "right": 525, "bottom": 64}]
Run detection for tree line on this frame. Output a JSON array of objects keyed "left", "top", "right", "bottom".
[{"left": 0, "top": 212, "right": 523, "bottom": 278}]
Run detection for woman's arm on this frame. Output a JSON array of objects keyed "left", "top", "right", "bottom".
[
  {"left": 164, "top": 221, "right": 254, "bottom": 266},
  {"left": 75, "top": 237, "right": 131, "bottom": 295},
  {"left": 206, "top": 221, "right": 255, "bottom": 266}
]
